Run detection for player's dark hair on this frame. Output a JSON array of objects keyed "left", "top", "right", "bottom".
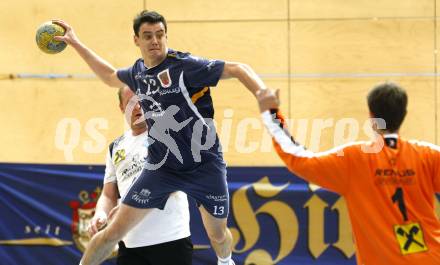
[
  {"left": 133, "top": 10, "right": 167, "bottom": 36},
  {"left": 367, "top": 82, "right": 408, "bottom": 133}
]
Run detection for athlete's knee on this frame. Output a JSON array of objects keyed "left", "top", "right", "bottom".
[{"left": 206, "top": 225, "right": 229, "bottom": 244}]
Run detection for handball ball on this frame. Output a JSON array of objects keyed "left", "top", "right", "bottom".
[{"left": 35, "top": 22, "right": 67, "bottom": 54}]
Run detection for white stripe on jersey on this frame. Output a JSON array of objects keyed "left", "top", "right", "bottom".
[
  {"left": 261, "top": 110, "right": 364, "bottom": 158},
  {"left": 408, "top": 139, "right": 440, "bottom": 152},
  {"left": 179, "top": 71, "right": 208, "bottom": 127}
]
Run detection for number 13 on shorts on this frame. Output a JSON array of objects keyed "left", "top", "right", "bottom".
[{"left": 213, "top": 206, "right": 225, "bottom": 216}]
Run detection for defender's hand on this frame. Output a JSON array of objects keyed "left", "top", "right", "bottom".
[{"left": 256, "top": 89, "right": 280, "bottom": 113}]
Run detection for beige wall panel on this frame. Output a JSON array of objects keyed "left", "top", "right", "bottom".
[
  {"left": 291, "top": 19, "right": 434, "bottom": 74},
  {"left": 437, "top": 0, "right": 440, "bottom": 19},
  {"left": 0, "top": 0, "right": 142, "bottom": 74},
  {"left": 212, "top": 79, "right": 289, "bottom": 166},
  {"left": 437, "top": 17, "right": 440, "bottom": 144},
  {"left": 437, "top": 79, "right": 440, "bottom": 144},
  {"left": 290, "top": 0, "right": 433, "bottom": 19},
  {"left": 290, "top": 77, "right": 435, "bottom": 152},
  {"left": 167, "top": 21, "right": 288, "bottom": 74},
  {"left": 147, "top": 0, "right": 287, "bottom": 21},
  {"left": 0, "top": 80, "right": 126, "bottom": 164}
]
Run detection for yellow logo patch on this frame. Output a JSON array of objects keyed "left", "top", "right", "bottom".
[
  {"left": 113, "top": 149, "right": 126, "bottom": 165},
  {"left": 394, "top": 222, "right": 428, "bottom": 255}
]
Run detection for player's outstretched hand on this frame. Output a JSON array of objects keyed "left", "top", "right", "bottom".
[
  {"left": 257, "top": 89, "right": 280, "bottom": 113},
  {"left": 52, "top": 19, "right": 80, "bottom": 46},
  {"left": 88, "top": 214, "right": 107, "bottom": 237}
]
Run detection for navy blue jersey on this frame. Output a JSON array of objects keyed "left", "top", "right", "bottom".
[{"left": 117, "top": 49, "right": 225, "bottom": 171}]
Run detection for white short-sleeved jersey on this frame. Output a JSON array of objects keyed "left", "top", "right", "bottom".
[{"left": 104, "top": 130, "right": 190, "bottom": 248}]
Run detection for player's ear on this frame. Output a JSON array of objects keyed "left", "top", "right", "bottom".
[{"left": 134, "top": 35, "right": 140, "bottom": 47}]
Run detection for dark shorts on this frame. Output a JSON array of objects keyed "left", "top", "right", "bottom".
[
  {"left": 117, "top": 237, "right": 193, "bottom": 265},
  {"left": 122, "top": 159, "right": 229, "bottom": 218}
]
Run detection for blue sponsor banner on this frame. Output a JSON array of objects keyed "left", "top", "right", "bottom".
[{"left": 0, "top": 163, "right": 356, "bottom": 265}]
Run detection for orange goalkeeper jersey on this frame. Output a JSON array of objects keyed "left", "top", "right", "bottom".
[{"left": 262, "top": 110, "right": 440, "bottom": 265}]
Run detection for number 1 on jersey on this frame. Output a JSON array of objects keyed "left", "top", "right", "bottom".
[{"left": 392, "top": 187, "right": 408, "bottom": 221}]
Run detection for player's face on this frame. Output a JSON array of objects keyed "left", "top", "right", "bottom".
[
  {"left": 121, "top": 89, "right": 147, "bottom": 130},
  {"left": 135, "top": 22, "right": 168, "bottom": 65}
]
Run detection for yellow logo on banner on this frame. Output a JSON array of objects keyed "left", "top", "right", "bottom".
[
  {"left": 394, "top": 222, "right": 428, "bottom": 255},
  {"left": 113, "top": 149, "right": 126, "bottom": 165}
]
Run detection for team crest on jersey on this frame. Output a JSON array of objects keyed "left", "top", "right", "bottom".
[
  {"left": 69, "top": 188, "right": 118, "bottom": 256},
  {"left": 113, "top": 149, "right": 126, "bottom": 165},
  {"left": 157, "top": 68, "right": 172, "bottom": 88}
]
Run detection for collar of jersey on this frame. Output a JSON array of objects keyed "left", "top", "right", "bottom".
[
  {"left": 142, "top": 49, "right": 175, "bottom": 72},
  {"left": 127, "top": 129, "right": 148, "bottom": 138},
  {"left": 383, "top": 133, "right": 399, "bottom": 139}
]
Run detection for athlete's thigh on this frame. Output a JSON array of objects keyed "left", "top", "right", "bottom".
[
  {"left": 122, "top": 168, "right": 179, "bottom": 210},
  {"left": 183, "top": 159, "right": 229, "bottom": 219},
  {"left": 145, "top": 237, "right": 193, "bottom": 265}
]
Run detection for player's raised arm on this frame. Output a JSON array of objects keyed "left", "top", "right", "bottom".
[
  {"left": 221, "top": 61, "right": 266, "bottom": 97},
  {"left": 257, "top": 89, "right": 352, "bottom": 195},
  {"left": 52, "top": 19, "right": 124, "bottom": 88}
]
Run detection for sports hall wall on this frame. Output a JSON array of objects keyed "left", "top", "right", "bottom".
[{"left": 1, "top": 0, "right": 437, "bottom": 166}]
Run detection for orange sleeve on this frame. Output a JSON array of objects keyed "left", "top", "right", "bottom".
[
  {"left": 433, "top": 160, "right": 440, "bottom": 193},
  {"left": 262, "top": 110, "right": 355, "bottom": 195},
  {"left": 409, "top": 140, "right": 440, "bottom": 193},
  {"left": 427, "top": 144, "right": 440, "bottom": 193}
]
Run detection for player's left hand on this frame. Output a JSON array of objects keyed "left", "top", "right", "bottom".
[
  {"left": 256, "top": 89, "right": 280, "bottom": 113},
  {"left": 88, "top": 214, "right": 107, "bottom": 237}
]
